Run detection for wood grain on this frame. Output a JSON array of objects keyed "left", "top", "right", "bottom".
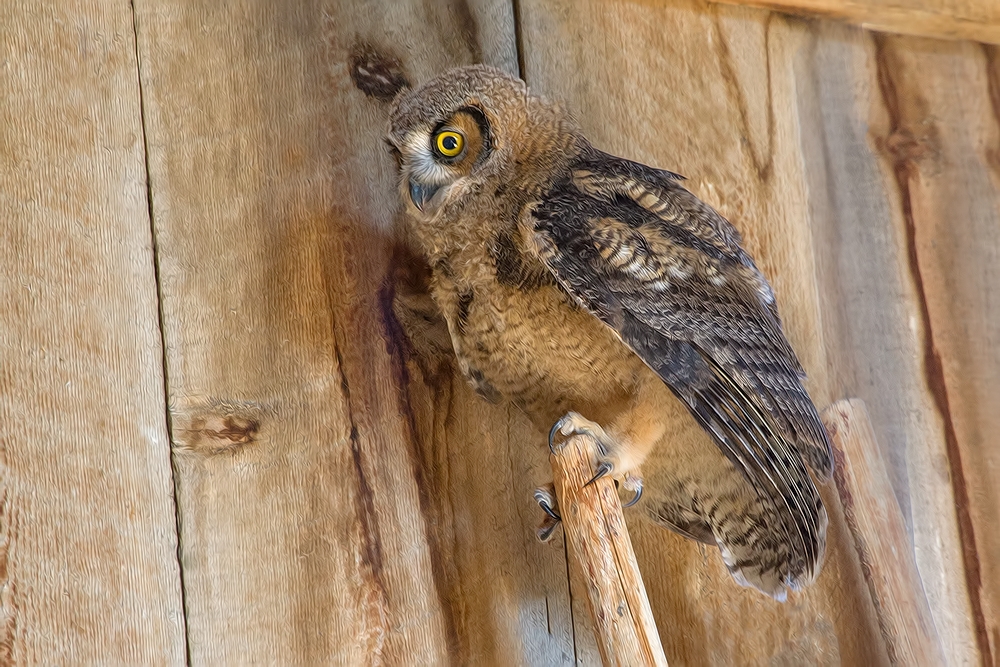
[
  {"left": 713, "top": 0, "right": 1000, "bottom": 45},
  {"left": 550, "top": 436, "right": 668, "bottom": 667},
  {"left": 0, "top": 1, "right": 185, "bottom": 663},
  {"left": 825, "top": 399, "right": 945, "bottom": 666},
  {"left": 1, "top": 0, "right": 989, "bottom": 664},
  {"left": 131, "top": 0, "right": 590, "bottom": 664},
  {"left": 797, "top": 22, "right": 980, "bottom": 661},
  {"left": 133, "top": 1, "right": 455, "bottom": 662},
  {"left": 871, "top": 34, "right": 1000, "bottom": 665}
]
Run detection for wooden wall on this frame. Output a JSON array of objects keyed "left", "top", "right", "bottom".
[{"left": 2, "top": 0, "right": 997, "bottom": 664}]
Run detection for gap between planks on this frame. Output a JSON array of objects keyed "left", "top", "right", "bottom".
[{"left": 128, "top": 0, "right": 192, "bottom": 664}]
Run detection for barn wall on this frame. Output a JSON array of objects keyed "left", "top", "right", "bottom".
[{"left": 1, "top": 0, "right": 997, "bottom": 664}]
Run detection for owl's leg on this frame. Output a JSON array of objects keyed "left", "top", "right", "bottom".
[
  {"left": 553, "top": 373, "right": 677, "bottom": 478},
  {"left": 550, "top": 377, "right": 665, "bottom": 492}
]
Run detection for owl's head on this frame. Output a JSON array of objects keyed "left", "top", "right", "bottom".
[{"left": 387, "top": 66, "right": 572, "bottom": 222}]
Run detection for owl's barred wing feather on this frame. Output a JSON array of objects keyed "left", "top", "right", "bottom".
[{"left": 526, "top": 148, "right": 832, "bottom": 594}]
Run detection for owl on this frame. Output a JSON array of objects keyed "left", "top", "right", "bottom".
[{"left": 386, "top": 65, "right": 832, "bottom": 600}]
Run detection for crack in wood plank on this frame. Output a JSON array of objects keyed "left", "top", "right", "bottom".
[{"left": 129, "top": 0, "right": 192, "bottom": 663}]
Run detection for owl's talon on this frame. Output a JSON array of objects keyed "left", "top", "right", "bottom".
[
  {"left": 534, "top": 484, "right": 562, "bottom": 542},
  {"left": 621, "top": 473, "right": 644, "bottom": 508},
  {"left": 623, "top": 479, "right": 644, "bottom": 508},
  {"left": 537, "top": 497, "right": 561, "bottom": 522},
  {"left": 547, "top": 420, "right": 563, "bottom": 454},
  {"left": 537, "top": 519, "right": 560, "bottom": 542},
  {"left": 585, "top": 461, "right": 614, "bottom": 486},
  {"left": 533, "top": 485, "right": 561, "bottom": 521}
]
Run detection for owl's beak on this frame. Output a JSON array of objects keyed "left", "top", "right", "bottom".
[{"left": 409, "top": 179, "right": 440, "bottom": 212}]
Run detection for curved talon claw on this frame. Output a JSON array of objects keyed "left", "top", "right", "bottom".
[
  {"left": 534, "top": 485, "right": 562, "bottom": 542},
  {"left": 537, "top": 521, "right": 560, "bottom": 542},
  {"left": 538, "top": 498, "right": 561, "bottom": 522},
  {"left": 585, "top": 461, "right": 613, "bottom": 486},
  {"left": 547, "top": 420, "right": 562, "bottom": 454},
  {"left": 533, "top": 486, "right": 561, "bottom": 521},
  {"left": 623, "top": 482, "right": 643, "bottom": 508}
]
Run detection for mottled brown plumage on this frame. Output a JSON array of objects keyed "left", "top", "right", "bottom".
[{"left": 386, "top": 65, "right": 832, "bottom": 599}]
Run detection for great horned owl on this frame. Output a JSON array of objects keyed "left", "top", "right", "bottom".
[{"left": 386, "top": 65, "right": 832, "bottom": 600}]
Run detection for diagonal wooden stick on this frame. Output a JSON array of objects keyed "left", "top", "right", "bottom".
[
  {"left": 548, "top": 400, "right": 942, "bottom": 666},
  {"left": 549, "top": 434, "right": 668, "bottom": 667},
  {"left": 824, "top": 399, "right": 946, "bottom": 667}
]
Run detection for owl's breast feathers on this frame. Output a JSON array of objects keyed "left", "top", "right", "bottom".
[{"left": 523, "top": 145, "right": 834, "bottom": 584}]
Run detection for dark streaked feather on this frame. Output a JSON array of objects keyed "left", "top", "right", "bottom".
[{"left": 527, "top": 146, "right": 832, "bottom": 590}]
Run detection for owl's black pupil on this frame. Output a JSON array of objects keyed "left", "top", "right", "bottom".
[{"left": 443, "top": 135, "right": 458, "bottom": 151}]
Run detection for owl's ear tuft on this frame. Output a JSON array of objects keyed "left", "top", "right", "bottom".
[{"left": 348, "top": 41, "right": 411, "bottom": 102}]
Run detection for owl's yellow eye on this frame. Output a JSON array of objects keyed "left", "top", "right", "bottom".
[{"left": 435, "top": 130, "right": 465, "bottom": 158}]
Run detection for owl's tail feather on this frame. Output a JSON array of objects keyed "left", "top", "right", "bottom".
[
  {"left": 648, "top": 360, "right": 828, "bottom": 598},
  {"left": 695, "top": 393, "right": 827, "bottom": 599},
  {"left": 646, "top": 459, "right": 828, "bottom": 601}
]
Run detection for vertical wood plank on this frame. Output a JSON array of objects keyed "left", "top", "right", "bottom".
[
  {"left": 0, "top": 1, "right": 186, "bottom": 664},
  {"left": 517, "top": 1, "right": 900, "bottom": 664},
  {"left": 796, "top": 23, "right": 981, "bottom": 662},
  {"left": 870, "top": 34, "right": 1000, "bottom": 665},
  {"left": 135, "top": 0, "right": 586, "bottom": 664}
]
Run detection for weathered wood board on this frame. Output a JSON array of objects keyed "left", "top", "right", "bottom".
[
  {"left": 873, "top": 34, "right": 1000, "bottom": 665},
  {"left": 801, "top": 27, "right": 1000, "bottom": 664},
  {"left": 132, "top": 0, "right": 589, "bottom": 664},
  {"left": 799, "top": 23, "right": 990, "bottom": 664},
  {"left": 0, "top": 1, "right": 185, "bottom": 663},
  {"left": 716, "top": 0, "right": 1000, "bottom": 45}
]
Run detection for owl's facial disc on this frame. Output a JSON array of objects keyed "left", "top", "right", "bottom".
[{"left": 400, "top": 108, "right": 490, "bottom": 214}]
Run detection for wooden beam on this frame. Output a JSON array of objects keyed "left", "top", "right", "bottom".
[
  {"left": 0, "top": 1, "right": 185, "bottom": 662},
  {"left": 712, "top": 0, "right": 1000, "bottom": 44},
  {"left": 550, "top": 435, "right": 668, "bottom": 667},
  {"left": 133, "top": 1, "right": 458, "bottom": 661},
  {"left": 870, "top": 35, "right": 1000, "bottom": 664},
  {"left": 132, "top": 1, "right": 571, "bottom": 664},
  {"left": 798, "top": 22, "right": 982, "bottom": 659},
  {"left": 824, "top": 400, "right": 946, "bottom": 666}
]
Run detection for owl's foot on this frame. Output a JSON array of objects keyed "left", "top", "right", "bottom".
[
  {"left": 549, "top": 411, "right": 613, "bottom": 453},
  {"left": 549, "top": 411, "right": 623, "bottom": 483},
  {"left": 533, "top": 484, "right": 561, "bottom": 542},
  {"left": 533, "top": 475, "right": 642, "bottom": 542},
  {"left": 537, "top": 413, "right": 644, "bottom": 541}
]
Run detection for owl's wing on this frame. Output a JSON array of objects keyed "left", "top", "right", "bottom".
[{"left": 527, "top": 148, "right": 833, "bottom": 593}]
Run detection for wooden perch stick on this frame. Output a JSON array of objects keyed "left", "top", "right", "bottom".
[
  {"left": 823, "top": 399, "right": 946, "bottom": 667},
  {"left": 550, "top": 434, "right": 669, "bottom": 667}
]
